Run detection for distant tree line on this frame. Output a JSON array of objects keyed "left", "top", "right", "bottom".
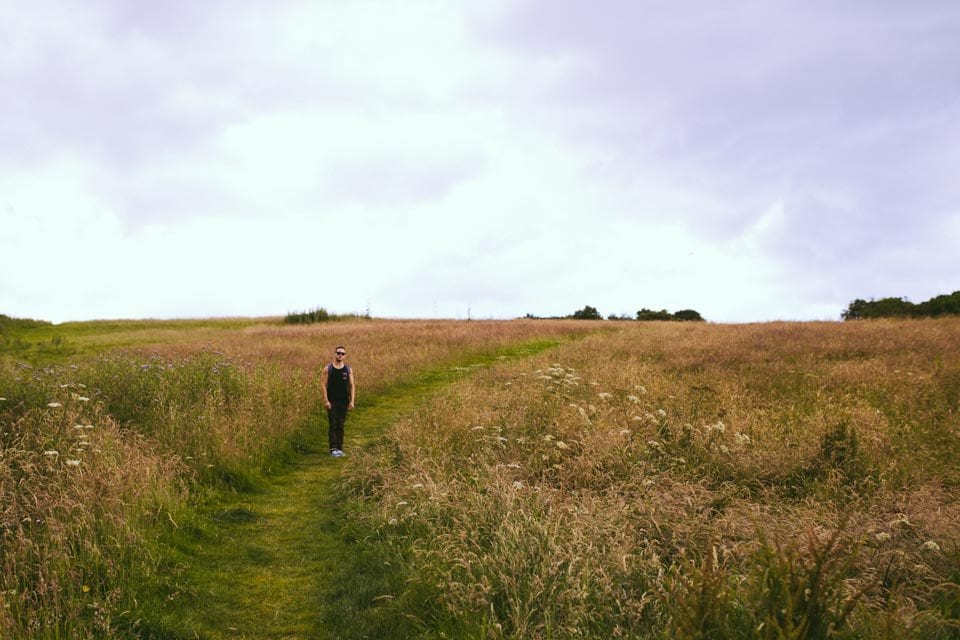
[
  {"left": 283, "top": 307, "right": 371, "bottom": 324},
  {"left": 525, "top": 306, "right": 705, "bottom": 322},
  {"left": 842, "top": 291, "right": 960, "bottom": 320}
]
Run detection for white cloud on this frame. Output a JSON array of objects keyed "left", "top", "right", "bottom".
[{"left": 2, "top": 1, "right": 959, "bottom": 323}]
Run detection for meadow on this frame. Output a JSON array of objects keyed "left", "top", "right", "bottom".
[
  {"left": 341, "top": 319, "right": 960, "bottom": 639},
  {"left": 1, "top": 316, "right": 959, "bottom": 638},
  {"left": 0, "top": 317, "right": 595, "bottom": 638}
]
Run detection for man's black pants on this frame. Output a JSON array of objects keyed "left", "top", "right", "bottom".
[{"left": 327, "top": 403, "right": 348, "bottom": 451}]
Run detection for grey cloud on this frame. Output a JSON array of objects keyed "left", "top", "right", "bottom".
[{"left": 478, "top": 0, "right": 960, "bottom": 299}]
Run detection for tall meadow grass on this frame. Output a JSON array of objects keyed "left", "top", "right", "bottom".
[
  {"left": 1, "top": 319, "right": 593, "bottom": 637},
  {"left": 343, "top": 319, "right": 960, "bottom": 638}
]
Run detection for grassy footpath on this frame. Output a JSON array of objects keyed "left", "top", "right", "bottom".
[{"left": 142, "top": 339, "right": 567, "bottom": 639}]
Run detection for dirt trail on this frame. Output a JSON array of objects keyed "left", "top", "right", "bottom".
[{"left": 153, "top": 341, "right": 562, "bottom": 639}]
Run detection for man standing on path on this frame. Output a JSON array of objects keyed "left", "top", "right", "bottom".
[{"left": 321, "top": 346, "right": 355, "bottom": 457}]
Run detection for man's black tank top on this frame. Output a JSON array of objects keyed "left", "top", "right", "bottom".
[{"left": 326, "top": 364, "right": 352, "bottom": 404}]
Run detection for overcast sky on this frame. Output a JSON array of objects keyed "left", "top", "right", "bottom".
[{"left": 3, "top": 1, "right": 959, "bottom": 323}]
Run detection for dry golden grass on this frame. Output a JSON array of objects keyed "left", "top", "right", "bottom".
[
  {"left": 345, "top": 319, "right": 960, "bottom": 638},
  {"left": 0, "top": 318, "right": 598, "bottom": 637}
]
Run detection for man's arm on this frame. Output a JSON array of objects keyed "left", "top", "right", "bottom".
[
  {"left": 348, "top": 370, "right": 356, "bottom": 410},
  {"left": 320, "top": 365, "right": 331, "bottom": 409}
]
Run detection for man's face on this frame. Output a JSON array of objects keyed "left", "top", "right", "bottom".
[{"left": 335, "top": 349, "right": 346, "bottom": 361}]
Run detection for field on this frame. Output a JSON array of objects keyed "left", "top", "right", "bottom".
[{"left": 2, "top": 317, "right": 959, "bottom": 638}]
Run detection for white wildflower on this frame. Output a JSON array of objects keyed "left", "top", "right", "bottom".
[
  {"left": 65, "top": 460, "right": 82, "bottom": 467},
  {"left": 631, "top": 415, "right": 644, "bottom": 422},
  {"left": 735, "top": 433, "right": 751, "bottom": 445},
  {"left": 588, "top": 404, "right": 597, "bottom": 414},
  {"left": 388, "top": 518, "right": 398, "bottom": 526},
  {"left": 656, "top": 409, "right": 667, "bottom": 417},
  {"left": 47, "top": 402, "right": 62, "bottom": 408},
  {"left": 506, "top": 462, "right": 521, "bottom": 469},
  {"left": 578, "top": 407, "right": 590, "bottom": 420},
  {"left": 922, "top": 541, "right": 941, "bottom": 553},
  {"left": 875, "top": 532, "right": 891, "bottom": 543},
  {"left": 497, "top": 436, "right": 508, "bottom": 443},
  {"left": 471, "top": 426, "right": 484, "bottom": 431},
  {"left": 396, "top": 501, "right": 408, "bottom": 507},
  {"left": 513, "top": 481, "right": 524, "bottom": 490},
  {"left": 619, "top": 429, "right": 631, "bottom": 436},
  {"left": 411, "top": 483, "right": 424, "bottom": 489},
  {"left": 555, "top": 441, "right": 569, "bottom": 450},
  {"left": 598, "top": 392, "right": 613, "bottom": 401},
  {"left": 543, "top": 434, "right": 555, "bottom": 441},
  {"left": 719, "top": 445, "right": 730, "bottom": 454},
  {"left": 0, "top": 397, "right": 6, "bottom": 401},
  {"left": 44, "top": 450, "right": 59, "bottom": 457},
  {"left": 627, "top": 395, "right": 640, "bottom": 404},
  {"left": 635, "top": 385, "right": 647, "bottom": 394}
]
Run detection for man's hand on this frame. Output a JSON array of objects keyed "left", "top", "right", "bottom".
[
  {"left": 324, "top": 400, "right": 332, "bottom": 410},
  {"left": 348, "top": 401, "right": 355, "bottom": 410}
]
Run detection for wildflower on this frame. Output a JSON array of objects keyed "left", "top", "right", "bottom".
[
  {"left": 588, "top": 404, "right": 597, "bottom": 414},
  {"left": 44, "top": 450, "right": 59, "bottom": 457},
  {"left": 627, "top": 395, "right": 640, "bottom": 404},
  {"left": 922, "top": 541, "right": 941, "bottom": 553},
  {"left": 65, "top": 460, "right": 82, "bottom": 467},
  {"left": 631, "top": 415, "right": 644, "bottom": 422},
  {"left": 0, "top": 397, "right": 6, "bottom": 402},
  {"left": 513, "top": 481, "right": 524, "bottom": 490},
  {"left": 412, "top": 483, "right": 425, "bottom": 489},
  {"left": 556, "top": 440, "right": 569, "bottom": 450},
  {"left": 875, "top": 532, "right": 891, "bottom": 543},
  {"left": 635, "top": 385, "right": 647, "bottom": 394},
  {"left": 471, "top": 426, "right": 484, "bottom": 431},
  {"left": 735, "top": 433, "right": 751, "bottom": 445},
  {"left": 619, "top": 429, "right": 631, "bottom": 436},
  {"left": 598, "top": 392, "right": 613, "bottom": 401},
  {"left": 47, "top": 402, "right": 62, "bottom": 408},
  {"left": 387, "top": 518, "right": 398, "bottom": 526},
  {"left": 396, "top": 501, "right": 408, "bottom": 507},
  {"left": 719, "top": 445, "right": 730, "bottom": 454},
  {"left": 497, "top": 436, "right": 508, "bottom": 443},
  {"left": 81, "top": 585, "right": 90, "bottom": 593},
  {"left": 656, "top": 409, "right": 667, "bottom": 417},
  {"left": 506, "top": 462, "right": 521, "bottom": 469},
  {"left": 578, "top": 407, "right": 589, "bottom": 420},
  {"left": 543, "top": 434, "right": 554, "bottom": 441}
]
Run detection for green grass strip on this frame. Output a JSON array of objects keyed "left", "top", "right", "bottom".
[{"left": 139, "top": 338, "right": 567, "bottom": 639}]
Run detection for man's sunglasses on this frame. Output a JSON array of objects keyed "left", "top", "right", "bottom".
[{"left": 335, "top": 351, "right": 346, "bottom": 355}]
